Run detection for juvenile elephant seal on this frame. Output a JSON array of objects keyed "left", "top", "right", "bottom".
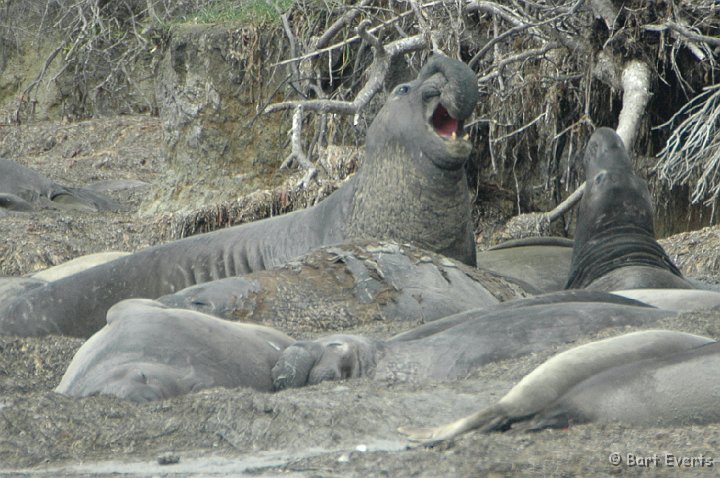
[
  {"left": 0, "top": 158, "right": 120, "bottom": 211},
  {"left": 526, "top": 338, "right": 720, "bottom": 430},
  {"left": 565, "top": 128, "right": 689, "bottom": 291},
  {"left": 0, "top": 55, "right": 480, "bottom": 337},
  {"left": 399, "top": 330, "right": 715, "bottom": 441}
]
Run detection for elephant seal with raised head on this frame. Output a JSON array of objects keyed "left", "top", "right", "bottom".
[
  {"left": 0, "top": 158, "right": 120, "bottom": 212},
  {"left": 565, "top": 127, "right": 690, "bottom": 291},
  {"left": 0, "top": 55, "right": 480, "bottom": 337}
]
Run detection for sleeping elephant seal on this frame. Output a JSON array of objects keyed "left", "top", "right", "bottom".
[
  {"left": 56, "top": 299, "right": 294, "bottom": 402},
  {"left": 0, "top": 55, "right": 480, "bottom": 337},
  {"left": 57, "top": 292, "right": 671, "bottom": 402},
  {"left": 270, "top": 295, "right": 676, "bottom": 390},
  {"left": 156, "top": 241, "right": 535, "bottom": 337},
  {"left": 525, "top": 338, "right": 720, "bottom": 430},
  {"left": 399, "top": 330, "right": 715, "bottom": 441},
  {"left": 565, "top": 127, "right": 690, "bottom": 291},
  {"left": 0, "top": 158, "right": 120, "bottom": 212}
]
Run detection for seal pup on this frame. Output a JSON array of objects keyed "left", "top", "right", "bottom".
[{"left": 0, "top": 55, "right": 480, "bottom": 337}]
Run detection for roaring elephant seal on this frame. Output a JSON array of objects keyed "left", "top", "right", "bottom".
[
  {"left": 55, "top": 299, "right": 294, "bottom": 401},
  {"left": 0, "top": 158, "right": 120, "bottom": 212},
  {"left": 0, "top": 55, "right": 480, "bottom": 337},
  {"left": 565, "top": 127, "right": 690, "bottom": 291},
  {"left": 399, "top": 330, "right": 716, "bottom": 442}
]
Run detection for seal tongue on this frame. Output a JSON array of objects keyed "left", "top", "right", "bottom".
[{"left": 432, "top": 104, "right": 459, "bottom": 138}]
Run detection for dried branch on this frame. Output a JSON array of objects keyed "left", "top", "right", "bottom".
[
  {"left": 316, "top": 0, "right": 373, "bottom": 50},
  {"left": 645, "top": 21, "right": 720, "bottom": 48},
  {"left": 477, "top": 42, "right": 561, "bottom": 84},
  {"left": 272, "top": 1, "right": 446, "bottom": 68},
  {"left": 280, "top": 106, "right": 318, "bottom": 190},
  {"left": 616, "top": 60, "right": 651, "bottom": 152},
  {"left": 263, "top": 34, "right": 427, "bottom": 115},
  {"left": 656, "top": 84, "right": 720, "bottom": 205}
]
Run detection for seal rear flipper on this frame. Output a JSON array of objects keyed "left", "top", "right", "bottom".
[
  {"left": 521, "top": 408, "right": 585, "bottom": 432},
  {"left": 0, "top": 192, "right": 33, "bottom": 211},
  {"left": 398, "top": 404, "right": 511, "bottom": 444}
]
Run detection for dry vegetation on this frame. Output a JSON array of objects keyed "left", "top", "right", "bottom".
[{"left": 1, "top": 0, "right": 718, "bottom": 234}]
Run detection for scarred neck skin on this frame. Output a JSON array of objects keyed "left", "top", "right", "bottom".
[
  {"left": 345, "top": 144, "right": 475, "bottom": 266},
  {"left": 342, "top": 54, "right": 479, "bottom": 267},
  {"left": 566, "top": 127, "right": 685, "bottom": 289}
]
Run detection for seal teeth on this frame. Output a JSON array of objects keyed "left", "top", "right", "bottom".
[
  {"left": 463, "top": 133, "right": 469, "bottom": 140},
  {"left": 451, "top": 131, "right": 457, "bottom": 141}
]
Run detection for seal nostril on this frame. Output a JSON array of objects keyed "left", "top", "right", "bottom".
[{"left": 422, "top": 89, "right": 440, "bottom": 102}]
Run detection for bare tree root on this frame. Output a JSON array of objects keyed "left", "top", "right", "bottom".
[
  {"left": 264, "top": 30, "right": 426, "bottom": 116},
  {"left": 616, "top": 60, "right": 651, "bottom": 151},
  {"left": 8, "top": 1, "right": 717, "bottom": 231},
  {"left": 656, "top": 84, "right": 720, "bottom": 209},
  {"left": 495, "top": 57, "right": 652, "bottom": 241},
  {"left": 280, "top": 106, "right": 318, "bottom": 190}
]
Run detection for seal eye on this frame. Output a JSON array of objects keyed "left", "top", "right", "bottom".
[{"left": 395, "top": 84, "right": 411, "bottom": 96}]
